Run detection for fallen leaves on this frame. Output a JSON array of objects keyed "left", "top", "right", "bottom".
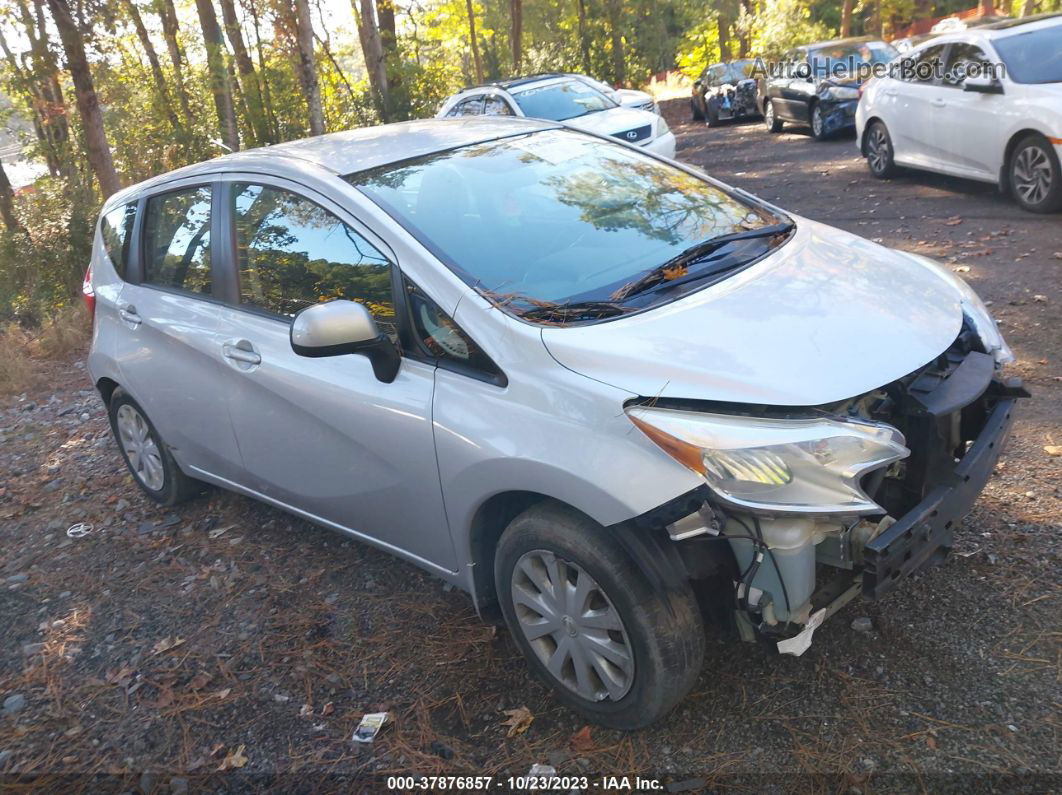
[
  {"left": 500, "top": 705, "right": 534, "bottom": 737},
  {"left": 151, "top": 636, "right": 185, "bottom": 656},
  {"left": 217, "top": 744, "right": 248, "bottom": 771},
  {"left": 1045, "top": 446, "right": 1062, "bottom": 457},
  {"left": 943, "top": 216, "right": 963, "bottom": 226},
  {"left": 569, "top": 725, "right": 595, "bottom": 753}
]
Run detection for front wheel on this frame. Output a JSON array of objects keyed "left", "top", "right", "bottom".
[
  {"left": 1009, "top": 133, "right": 1062, "bottom": 213},
  {"left": 810, "top": 102, "right": 828, "bottom": 140},
  {"left": 865, "top": 120, "right": 899, "bottom": 179},
  {"left": 690, "top": 96, "right": 704, "bottom": 122},
  {"left": 763, "top": 100, "right": 783, "bottom": 133},
  {"left": 495, "top": 502, "right": 705, "bottom": 729}
]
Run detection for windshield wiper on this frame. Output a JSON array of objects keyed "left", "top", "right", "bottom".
[
  {"left": 611, "top": 222, "right": 794, "bottom": 301},
  {"left": 519, "top": 299, "right": 630, "bottom": 323}
]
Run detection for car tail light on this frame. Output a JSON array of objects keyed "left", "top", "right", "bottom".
[{"left": 82, "top": 264, "right": 96, "bottom": 317}]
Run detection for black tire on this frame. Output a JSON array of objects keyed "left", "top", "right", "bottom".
[
  {"left": 495, "top": 502, "right": 705, "bottom": 730},
  {"left": 865, "top": 120, "right": 899, "bottom": 179},
  {"left": 705, "top": 97, "right": 720, "bottom": 128},
  {"left": 809, "top": 101, "right": 829, "bottom": 141},
  {"left": 1008, "top": 133, "right": 1062, "bottom": 213},
  {"left": 690, "top": 96, "right": 704, "bottom": 122},
  {"left": 763, "top": 99, "right": 783, "bottom": 133},
  {"left": 107, "top": 388, "right": 201, "bottom": 506}
]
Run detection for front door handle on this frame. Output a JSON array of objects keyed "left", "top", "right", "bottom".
[
  {"left": 118, "top": 304, "right": 141, "bottom": 325},
  {"left": 222, "top": 340, "right": 261, "bottom": 367}
]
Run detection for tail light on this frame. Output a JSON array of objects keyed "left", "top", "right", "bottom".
[{"left": 82, "top": 264, "right": 96, "bottom": 317}]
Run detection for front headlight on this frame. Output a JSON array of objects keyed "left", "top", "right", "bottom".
[
  {"left": 656, "top": 116, "right": 670, "bottom": 136},
  {"left": 824, "top": 85, "right": 860, "bottom": 101},
  {"left": 626, "top": 406, "right": 909, "bottom": 515},
  {"left": 905, "top": 253, "right": 1014, "bottom": 364}
]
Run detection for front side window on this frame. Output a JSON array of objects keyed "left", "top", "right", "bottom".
[
  {"left": 349, "top": 129, "right": 786, "bottom": 324},
  {"left": 901, "top": 44, "right": 946, "bottom": 83},
  {"left": 142, "top": 186, "right": 213, "bottom": 294},
  {"left": 231, "top": 183, "right": 396, "bottom": 338},
  {"left": 510, "top": 79, "right": 616, "bottom": 121},
  {"left": 100, "top": 202, "right": 137, "bottom": 279},
  {"left": 993, "top": 26, "right": 1062, "bottom": 84},
  {"left": 943, "top": 43, "right": 993, "bottom": 87}
]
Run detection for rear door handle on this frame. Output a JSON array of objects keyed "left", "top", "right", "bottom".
[
  {"left": 222, "top": 340, "right": 261, "bottom": 367},
  {"left": 118, "top": 304, "right": 141, "bottom": 325}
]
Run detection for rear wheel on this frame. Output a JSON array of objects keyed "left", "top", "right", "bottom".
[
  {"left": 865, "top": 120, "right": 899, "bottom": 179},
  {"left": 1009, "top": 133, "right": 1062, "bottom": 213},
  {"left": 763, "top": 100, "right": 783, "bottom": 133},
  {"left": 496, "top": 502, "right": 705, "bottom": 729},
  {"left": 108, "top": 389, "right": 201, "bottom": 506}
]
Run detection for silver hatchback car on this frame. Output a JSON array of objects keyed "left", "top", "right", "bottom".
[{"left": 86, "top": 117, "right": 1024, "bottom": 729}]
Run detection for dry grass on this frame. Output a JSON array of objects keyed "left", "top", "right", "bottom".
[
  {"left": 0, "top": 305, "right": 88, "bottom": 395},
  {"left": 645, "top": 71, "right": 691, "bottom": 101}
]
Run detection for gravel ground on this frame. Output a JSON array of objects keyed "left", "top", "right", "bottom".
[{"left": 1, "top": 100, "right": 1059, "bottom": 792}]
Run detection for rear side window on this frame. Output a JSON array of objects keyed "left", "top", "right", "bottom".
[
  {"left": 100, "top": 202, "right": 137, "bottom": 279},
  {"left": 231, "top": 183, "right": 397, "bottom": 338},
  {"left": 142, "top": 186, "right": 213, "bottom": 294}
]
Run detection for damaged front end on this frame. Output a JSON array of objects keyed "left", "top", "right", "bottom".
[
  {"left": 626, "top": 326, "right": 1028, "bottom": 655},
  {"left": 815, "top": 80, "right": 862, "bottom": 135}
]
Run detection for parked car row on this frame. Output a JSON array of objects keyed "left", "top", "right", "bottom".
[{"left": 688, "top": 14, "right": 1062, "bottom": 213}]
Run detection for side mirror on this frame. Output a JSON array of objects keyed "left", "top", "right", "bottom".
[
  {"left": 290, "top": 300, "right": 400, "bottom": 383},
  {"left": 963, "top": 75, "right": 1003, "bottom": 94}
]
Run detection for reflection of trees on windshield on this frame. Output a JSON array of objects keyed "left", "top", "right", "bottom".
[{"left": 542, "top": 156, "right": 762, "bottom": 244}]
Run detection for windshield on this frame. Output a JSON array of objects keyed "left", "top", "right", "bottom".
[
  {"left": 510, "top": 79, "right": 617, "bottom": 121},
  {"left": 809, "top": 42, "right": 898, "bottom": 76},
  {"left": 993, "top": 26, "right": 1062, "bottom": 83},
  {"left": 725, "top": 60, "right": 756, "bottom": 82},
  {"left": 347, "top": 130, "right": 784, "bottom": 321}
]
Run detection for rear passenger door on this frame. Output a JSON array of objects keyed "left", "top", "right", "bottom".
[
  {"left": 113, "top": 179, "right": 244, "bottom": 480},
  {"left": 209, "top": 175, "right": 456, "bottom": 571}
]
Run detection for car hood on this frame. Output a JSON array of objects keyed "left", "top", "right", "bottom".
[
  {"left": 615, "top": 88, "right": 653, "bottom": 104},
  {"left": 565, "top": 106, "right": 658, "bottom": 137},
  {"left": 540, "top": 217, "right": 963, "bottom": 406}
]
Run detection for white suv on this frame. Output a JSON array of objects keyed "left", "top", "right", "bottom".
[
  {"left": 856, "top": 14, "right": 1062, "bottom": 212},
  {"left": 437, "top": 75, "right": 675, "bottom": 158}
]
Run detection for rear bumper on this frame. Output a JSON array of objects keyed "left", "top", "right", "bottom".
[{"left": 862, "top": 392, "right": 1019, "bottom": 599}]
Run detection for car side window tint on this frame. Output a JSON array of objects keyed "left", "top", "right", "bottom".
[
  {"left": 100, "top": 202, "right": 137, "bottom": 280},
  {"left": 231, "top": 183, "right": 397, "bottom": 339},
  {"left": 904, "top": 44, "right": 946, "bottom": 83},
  {"left": 142, "top": 186, "right": 213, "bottom": 294},
  {"left": 406, "top": 280, "right": 500, "bottom": 379},
  {"left": 483, "top": 96, "right": 514, "bottom": 116},
  {"left": 943, "top": 43, "right": 992, "bottom": 87}
]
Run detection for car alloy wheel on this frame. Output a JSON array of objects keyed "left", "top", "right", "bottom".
[
  {"left": 811, "top": 105, "right": 825, "bottom": 139},
  {"left": 1012, "top": 144, "right": 1053, "bottom": 207},
  {"left": 510, "top": 549, "right": 635, "bottom": 702},
  {"left": 115, "top": 403, "right": 165, "bottom": 491},
  {"left": 867, "top": 125, "right": 890, "bottom": 174},
  {"left": 764, "top": 102, "right": 774, "bottom": 130}
]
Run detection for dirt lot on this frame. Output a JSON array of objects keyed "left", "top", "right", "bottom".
[{"left": 1, "top": 100, "right": 1060, "bottom": 792}]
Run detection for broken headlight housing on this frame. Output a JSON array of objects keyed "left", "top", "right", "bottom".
[
  {"left": 626, "top": 406, "right": 909, "bottom": 515},
  {"left": 823, "top": 85, "right": 860, "bottom": 101}
]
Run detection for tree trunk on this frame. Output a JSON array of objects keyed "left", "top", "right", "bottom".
[
  {"left": 465, "top": 0, "right": 483, "bottom": 84},
  {"left": 510, "top": 0, "right": 522, "bottom": 73},
  {"left": 1020, "top": 0, "right": 1036, "bottom": 14},
  {"left": 218, "top": 0, "right": 271, "bottom": 144},
  {"left": 717, "top": 12, "right": 730, "bottom": 61},
  {"left": 292, "top": 0, "right": 325, "bottom": 135},
  {"left": 122, "top": 0, "right": 181, "bottom": 133},
  {"left": 840, "top": 0, "right": 853, "bottom": 36},
  {"left": 245, "top": 0, "right": 279, "bottom": 141},
  {"left": 353, "top": 0, "right": 389, "bottom": 120},
  {"left": 978, "top": 0, "right": 993, "bottom": 16},
  {"left": 46, "top": 0, "right": 120, "bottom": 197},
  {"left": 605, "top": 0, "right": 625, "bottom": 87},
  {"left": 195, "top": 0, "right": 240, "bottom": 151},
  {"left": 0, "top": 159, "right": 26, "bottom": 235},
  {"left": 576, "top": 0, "right": 591, "bottom": 74},
  {"left": 154, "top": 0, "right": 193, "bottom": 121}
]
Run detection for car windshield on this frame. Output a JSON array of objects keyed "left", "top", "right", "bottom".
[
  {"left": 510, "top": 79, "right": 617, "bottom": 121},
  {"left": 347, "top": 130, "right": 785, "bottom": 322},
  {"left": 809, "top": 42, "right": 898, "bottom": 76},
  {"left": 993, "top": 26, "right": 1062, "bottom": 83},
  {"left": 725, "top": 60, "right": 756, "bottom": 81}
]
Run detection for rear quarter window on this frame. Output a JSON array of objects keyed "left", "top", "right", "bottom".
[{"left": 99, "top": 202, "right": 137, "bottom": 279}]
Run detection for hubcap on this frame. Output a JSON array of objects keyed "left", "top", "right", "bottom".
[
  {"left": 812, "top": 106, "right": 823, "bottom": 137},
  {"left": 511, "top": 550, "right": 634, "bottom": 702},
  {"left": 764, "top": 102, "right": 774, "bottom": 128},
  {"left": 868, "top": 126, "right": 889, "bottom": 173},
  {"left": 1013, "top": 145, "right": 1053, "bottom": 206},
  {"left": 116, "top": 404, "right": 165, "bottom": 491}
]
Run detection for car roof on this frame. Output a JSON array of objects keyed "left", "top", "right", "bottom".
[
  {"left": 802, "top": 35, "right": 890, "bottom": 50},
  {"left": 106, "top": 117, "right": 558, "bottom": 208},
  {"left": 978, "top": 11, "right": 1061, "bottom": 30},
  {"left": 915, "top": 12, "right": 1060, "bottom": 46}
]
